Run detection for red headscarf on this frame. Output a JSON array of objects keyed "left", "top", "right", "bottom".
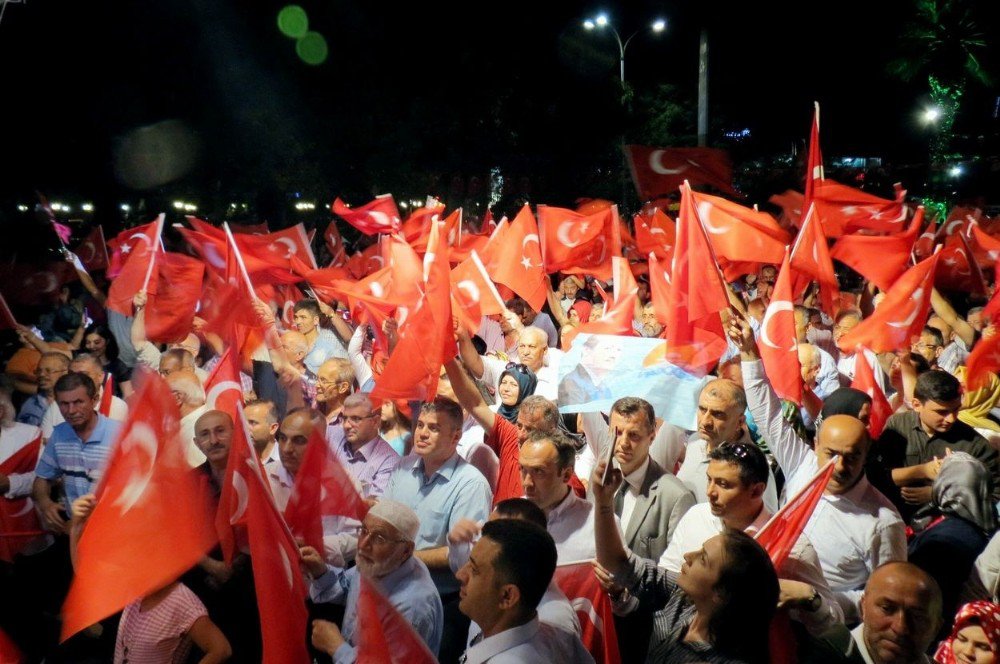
[
  {"left": 568, "top": 300, "right": 593, "bottom": 324},
  {"left": 934, "top": 601, "right": 1000, "bottom": 663}
]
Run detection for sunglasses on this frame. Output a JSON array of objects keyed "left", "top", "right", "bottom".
[{"left": 505, "top": 362, "right": 531, "bottom": 375}]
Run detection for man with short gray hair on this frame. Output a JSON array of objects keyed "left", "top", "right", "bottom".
[
  {"left": 336, "top": 393, "right": 400, "bottom": 498},
  {"left": 304, "top": 499, "right": 444, "bottom": 661}
]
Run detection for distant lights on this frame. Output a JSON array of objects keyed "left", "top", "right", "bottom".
[
  {"left": 50, "top": 202, "right": 69, "bottom": 212},
  {"left": 81, "top": 203, "right": 94, "bottom": 212},
  {"left": 652, "top": 19, "right": 666, "bottom": 32},
  {"left": 949, "top": 165, "right": 964, "bottom": 177},
  {"left": 16, "top": 205, "right": 28, "bottom": 212},
  {"left": 923, "top": 107, "right": 942, "bottom": 124},
  {"left": 278, "top": 5, "right": 328, "bottom": 66},
  {"left": 595, "top": 14, "right": 608, "bottom": 27},
  {"left": 724, "top": 128, "right": 751, "bottom": 139},
  {"left": 294, "top": 202, "right": 316, "bottom": 211},
  {"left": 120, "top": 204, "right": 131, "bottom": 212},
  {"left": 173, "top": 200, "right": 197, "bottom": 212}
]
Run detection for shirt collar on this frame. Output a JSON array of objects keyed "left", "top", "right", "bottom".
[
  {"left": 830, "top": 473, "right": 873, "bottom": 505},
  {"left": 623, "top": 457, "right": 650, "bottom": 492},
  {"left": 341, "top": 435, "right": 381, "bottom": 461},
  {"left": 413, "top": 452, "right": 461, "bottom": 482},
  {"left": 547, "top": 486, "right": 581, "bottom": 520},
  {"left": 80, "top": 414, "right": 111, "bottom": 445},
  {"left": 374, "top": 555, "right": 419, "bottom": 595},
  {"left": 465, "top": 617, "right": 540, "bottom": 664},
  {"left": 744, "top": 505, "right": 772, "bottom": 535}
]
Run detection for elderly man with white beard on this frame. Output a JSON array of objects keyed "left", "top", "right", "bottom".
[{"left": 301, "top": 499, "right": 444, "bottom": 662}]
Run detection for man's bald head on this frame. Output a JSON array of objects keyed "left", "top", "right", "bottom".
[
  {"left": 193, "top": 409, "right": 234, "bottom": 467},
  {"left": 861, "top": 562, "right": 942, "bottom": 664},
  {"left": 281, "top": 331, "right": 309, "bottom": 362},
  {"left": 815, "top": 414, "right": 870, "bottom": 494}
]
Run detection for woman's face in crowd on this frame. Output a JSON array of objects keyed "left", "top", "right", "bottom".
[
  {"left": 85, "top": 333, "right": 107, "bottom": 357},
  {"left": 952, "top": 624, "right": 995, "bottom": 664},
  {"left": 498, "top": 375, "right": 520, "bottom": 406}
]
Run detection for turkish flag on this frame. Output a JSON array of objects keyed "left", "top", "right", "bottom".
[
  {"left": 562, "top": 257, "right": 639, "bottom": 349},
  {"left": 939, "top": 206, "right": 980, "bottom": 239},
  {"left": 966, "top": 331, "right": 1000, "bottom": 391},
  {"left": 400, "top": 203, "right": 447, "bottom": 248},
  {"left": 537, "top": 204, "right": 620, "bottom": 281},
  {"left": 0, "top": 433, "right": 43, "bottom": 562},
  {"left": 624, "top": 144, "right": 737, "bottom": 199},
  {"left": 812, "top": 180, "right": 908, "bottom": 236},
  {"left": 204, "top": 347, "right": 244, "bottom": 425},
  {"left": 633, "top": 209, "right": 675, "bottom": 260},
  {"left": 106, "top": 219, "right": 160, "bottom": 279},
  {"left": 804, "top": 102, "right": 824, "bottom": 211},
  {"left": 344, "top": 243, "right": 386, "bottom": 280},
  {"left": 284, "top": 429, "right": 369, "bottom": 554},
  {"left": 0, "top": 261, "right": 78, "bottom": 306},
  {"left": 662, "top": 182, "right": 729, "bottom": 375},
  {"left": 982, "top": 260, "right": 1000, "bottom": 323},
  {"left": 331, "top": 194, "right": 401, "bottom": 236},
  {"left": 0, "top": 626, "right": 22, "bottom": 664},
  {"left": 448, "top": 230, "right": 490, "bottom": 265},
  {"left": 244, "top": 454, "right": 311, "bottom": 664},
  {"left": 73, "top": 226, "right": 110, "bottom": 272},
  {"left": 412, "top": 208, "right": 461, "bottom": 254},
  {"left": 769, "top": 190, "right": 804, "bottom": 229},
  {"left": 758, "top": 250, "right": 802, "bottom": 405},
  {"left": 689, "top": 190, "right": 790, "bottom": 280},
  {"left": 830, "top": 206, "right": 924, "bottom": 291},
  {"left": 371, "top": 220, "right": 456, "bottom": 402},
  {"left": 552, "top": 562, "right": 621, "bottom": 664},
  {"left": 255, "top": 282, "right": 304, "bottom": 329},
  {"left": 450, "top": 251, "right": 506, "bottom": 336},
  {"left": 356, "top": 575, "right": 438, "bottom": 664},
  {"left": 489, "top": 205, "right": 548, "bottom": 311},
  {"left": 647, "top": 252, "right": 672, "bottom": 330},
  {"left": 60, "top": 371, "right": 216, "bottom": 641},
  {"left": 216, "top": 409, "right": 270, "bottom": 564},
  {"left": 228, "top": 221, "right": 270, "bottom": 235},
  {"left": 837, "top": 252, "right": 941, "bottom": 354},
  {"left": 0, "top": 292, "right": 17, "bottom": 330},
  {"left": 324, "top": 221, "right": 349, "bottom": 267},
  {"left": 850, "top": 349, "right": 892, "bottom": 439},
  {"left": 188, "top": 217, "right": 318, "bottom": 271},
  {"left": 936, "top": 234, "right": 985, "bottom": 295},
  {"left": 106, "top": 215, "right": 164, "bottom": 317},
  {"left": 790, "top": 205, "right": 840, "bottom": 316},
  {"left": 969, "top": 223, "right": 1000, "bottom": 269},
  {"left": 181, "top": 222, "right": 304, "bottom": 285},
  {"left": 755, "top": 457, "right": 835, "bottom": 570},
  {"left": 145, "top": 252, "right": 205, "bottom": 343}
]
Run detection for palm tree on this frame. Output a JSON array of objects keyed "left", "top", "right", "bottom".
[{"left": 888, "top": 0, "right": 992, "bottom": 166}]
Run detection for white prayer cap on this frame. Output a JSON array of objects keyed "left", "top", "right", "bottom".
[{"left": 367, "top": 499, "right": 420, "bottom": 543}]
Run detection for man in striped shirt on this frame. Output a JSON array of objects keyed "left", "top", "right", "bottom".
[{"left": 32, "top": 372, "right": 121, "bottom": 533}]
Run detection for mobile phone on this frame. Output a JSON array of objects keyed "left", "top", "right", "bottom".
[{"left": 601, "top": 427, "right": 620, "bottom": 487}]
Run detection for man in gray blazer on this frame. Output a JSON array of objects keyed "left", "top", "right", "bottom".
[{"left": 593, "top": 397, "right": 695, "bottom": 662}]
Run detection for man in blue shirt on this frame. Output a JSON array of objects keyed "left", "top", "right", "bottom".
[
  {"left": 17, "top": 352, "right": 69, "bottom": 427},
  {"left": 384, "top": 396, "right": 493, "bottom": 664},
  {"left": 33, "top": 372, "right": 121, "bottom": 533},
  {"left": 293, "top": 299, "right": 348, "bottom": 375},
  {"left": 304, "top": 499, "right": 444, "bottom": 662}
]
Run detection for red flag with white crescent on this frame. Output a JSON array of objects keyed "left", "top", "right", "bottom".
[
  {"left": 0, "top": 432, "right": 43, "bottom": 563},
  {"left": 633, "top": 209, "right": 675, "bottom": 260},
  {"left": 830, "top": 206, "right": 924, "bottom": 292},
  {"left": 356, "top": 575, "right": 438, "bottom": 664},
  {"left": 837, "top": 252, "right": 941, "bottom": 354},
  {"left": 488, "top": 205, "right": 548, "bottom": 311},
  {"left": 850, "top": 349, "right": 892, "bottom": 439},
  {"left": 450, "top": 250, "right": 506, "bottom": 336},
  {"left": 624, "top": 144, "right": 737, "bottom": 199},
  {"left": 73, "top": 226, "right": 110, "bottom": 272},
  {"left": 331, "top": 194, "right": 401, "bottom": 236},
  {"left": 758, "top": 249, "right": 802, "bottom": 405},
  {"left": 60, "top": 371, "right": 216, "bottom": 641},
  {"left": 552, "top": 562, "right": 622, "bottom": 664},
  {"left": 789, "top": 205, "right": 840, "bottom": 316},
  {"left": 537, "top": 204, "right": 620, "bottom": 281},
  {"left": 804, "top": 102, "right": 824, "bottom": 211}
]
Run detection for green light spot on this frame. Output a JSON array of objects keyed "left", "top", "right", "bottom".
[
  {"left": 277, "top": 6, "right": 309, "bottom": 39},
  {"left": 296, "top": 32, "right": 328, "bottom": 65}
]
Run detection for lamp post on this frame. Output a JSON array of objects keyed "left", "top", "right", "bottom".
[
  {"left": 583, "top": 14, "right": 666, "bottom": 87},
  {"left": 583, "top": 14, "right": 666, "bottom": 211}
]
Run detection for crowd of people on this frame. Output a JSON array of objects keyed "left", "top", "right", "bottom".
[{"left": 0, "top": 198, "right": 998, "bottom": 664}]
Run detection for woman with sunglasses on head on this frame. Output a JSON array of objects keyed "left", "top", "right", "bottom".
[
  {"left": 935, "top": 600, "right": 999, "bottom": 664},
  {"left": 493, "top": 363, "right": 538, "bottom": 425}
]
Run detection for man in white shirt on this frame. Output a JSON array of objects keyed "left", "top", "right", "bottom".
[
  {"left": 458, "top": 326, "right": 561, "bottom": 402},
  {"left": 731, "top": 316, "right": 906, "bottom": 624},
  {"left": 456, "top": 519, "right": 594, "bottom": 664},
  {"left": 519, "top": 429, "right": 616, "bottom": 564},
  {"left": 656, "top": 441, "right": 842, "bottom": 635}
]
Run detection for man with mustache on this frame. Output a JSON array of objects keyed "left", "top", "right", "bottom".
[{"left": 303, "top": 499, "right": 444, "bottom": 660}]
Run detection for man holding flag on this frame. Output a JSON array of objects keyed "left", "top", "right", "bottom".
[{"left": 730, "top": 315, "right": 905, "bottom": 624}]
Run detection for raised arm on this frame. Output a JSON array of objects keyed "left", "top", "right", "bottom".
[
  {"left": 455, "top": 325, "right": 485, "bottom": 380},
  {"left": 931, "top": 288, "right": 976, "bottom": 348},
  {"left": 443, "top": 359, "right": 496, "bottom": 432}
]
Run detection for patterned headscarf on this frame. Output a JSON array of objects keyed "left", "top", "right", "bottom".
[{"left": 934, "top": 600, "right": 1000, "bottom": 663}]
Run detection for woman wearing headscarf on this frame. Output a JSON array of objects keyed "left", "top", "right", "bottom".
[
  {"left": 934, "top": 600, "right": 1000, "bottom": 664},
  {"left": 910, "top": 453, "right": 999, "bottom": 622},
  {"left": 494, "top": 363, "right": 537, "bottom": 424},
  {"left": 955, "top": 366, "right": 1000, "bottom": 443}
]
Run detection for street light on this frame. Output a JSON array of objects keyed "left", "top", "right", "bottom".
[
  {"left": 581, "top": 13, "right": 667, "bottom": 84},
  {"left": 922, "top": 106, "right": 942, "bottom": 124}
]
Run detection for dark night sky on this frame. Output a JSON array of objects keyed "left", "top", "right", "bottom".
[{"left": 1, "top": 0, "right": 997, "bottom": 214}]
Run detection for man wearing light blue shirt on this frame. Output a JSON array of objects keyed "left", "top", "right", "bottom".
[
  {"left": 293, "top": 299, "right": 349, "bottom": 375},
  {"left": 384, "top": 396, "right": 493, "bottom": 664},
  {"left": 305, "top": 500, "right": 443, "bottom": 663}
]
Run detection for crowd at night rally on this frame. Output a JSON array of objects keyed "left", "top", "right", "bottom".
[{"left": 2, "top": 2, "right": 1000, "bottom": 664}]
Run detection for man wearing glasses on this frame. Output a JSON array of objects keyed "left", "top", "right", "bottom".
[
  {"left": 303, "top": 499, "right": 444, "bottom": 661},
  {"left": 335, "top": 393, "right": 400, "bottom": 498}
]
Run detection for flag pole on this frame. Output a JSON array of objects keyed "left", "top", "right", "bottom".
[
  {"left": 223, "top": 222, "right": 257, "bottom": 297},
  {"left": 141, "top": 213, "right": 165, "bottom": 292}
]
